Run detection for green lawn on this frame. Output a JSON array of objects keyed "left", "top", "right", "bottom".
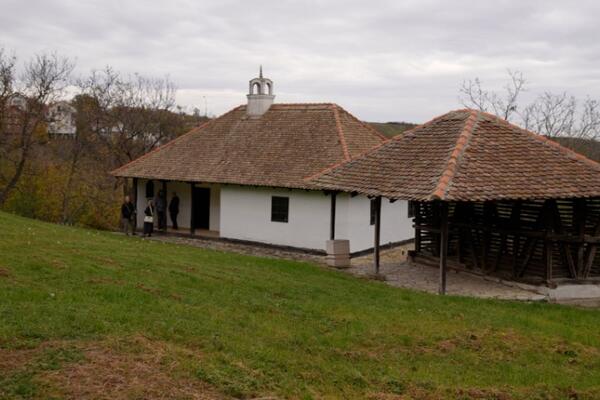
[{"left": 1, "top": 211, "right": 599, "bottom": 399}]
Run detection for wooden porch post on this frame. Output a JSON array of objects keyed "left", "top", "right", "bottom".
[
  {"left": 414, "top": 201, "right": 421, "bottom": 253},
  {"left": 374, "top": 196, "right": 382, "bottom": 274},
  {"left": 574, "top": 198, "right": 586, "bottom": 277},
  {"left": 162, "top": 180, "right": 167, "bottom": 232},
  {"left": 439, "top": 202, "right": 449, "bottom": 295},
  {"left": 330, "top": 192, "right": 337, "bottom": 240},
  {"left": 132, "top": 177, "right": 138, "bottom": 231},
  {"left": 189, "top": 182, "right": 195, "bottom": 235}
]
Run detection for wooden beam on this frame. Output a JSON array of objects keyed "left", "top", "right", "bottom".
[
  {"left": 189, "top": 182, "right": 195, "bottom": 235},
  {"left": 517, "top": 237, "right": 538, "bottom": 277},
  {"left": 480, "top": 202, "right": 496, "bottom": 271},
  {"left": 330, "top": 192, "right": 337, "bottom": 240},
  {"left": 162, "top": 180, "right": 167, "bottom": 232},
  {"left": 548, "top": 199, "right": 576, "bottom": 279},
  {"left": 374, "top": 196, "right": 382, "bottom": 274},
  {"left": 510, "top": 201, "right": 522, "bottom": 278},
  {"left": 414, "top": 202, "right": 421, "bottom": 253},
  {"left": 439, "top": 202, "right": 449, "bottom": 295},
  {"left": 583, "top": 217, "right": 600, "bottom": 278},
  {"left": 574, "top": 198, "right": 587, "bottom": 277},
  {"left": 132, "top": 177, "right": 138, "bottom": 231},
  {"left": 545, "top": 239, "right": 553, "bottom": 283}
]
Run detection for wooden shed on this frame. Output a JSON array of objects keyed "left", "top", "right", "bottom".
[{"left": 308, "top": 109, "right": 600, "bottom": 293}]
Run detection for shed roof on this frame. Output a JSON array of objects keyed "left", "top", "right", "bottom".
[
  {"left": 307, "top": 109, "right": 600, "bottom": 201},
  {"left": 111, "top": 103, "right": 386, "bottom": 189}
]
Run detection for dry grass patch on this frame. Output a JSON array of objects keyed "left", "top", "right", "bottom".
[
  {"left": 0, "top": 337, "right": 226, "bottom": 400},
  {"left": 40, "top": 336, "right": 225, "bottom": 400},
  {"left": 0, "top": 266, "right": 11, "bottom": 278}
]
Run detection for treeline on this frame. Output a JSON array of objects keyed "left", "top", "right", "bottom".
[{"left": 0, "top": 49, "right": 207, "bottom": 229}]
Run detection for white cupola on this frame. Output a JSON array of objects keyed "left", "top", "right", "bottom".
[{"left": 246, "top": 66, "right": 275, "bottom": 117}]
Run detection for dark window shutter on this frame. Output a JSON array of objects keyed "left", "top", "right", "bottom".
[{"left": 271, "top": 196, "right": 289, "bottom": 223}]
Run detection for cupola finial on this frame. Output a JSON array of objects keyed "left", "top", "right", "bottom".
[{"left": 247, "top": 67, "right": 274, "bottom": 117}]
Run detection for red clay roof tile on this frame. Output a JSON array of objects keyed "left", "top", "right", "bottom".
[
  {"left": 308, "top": 109, "right": 600, "bottom": 201},
  {"left": 111, "top": 103, "right": 385, "bottom": 189}
]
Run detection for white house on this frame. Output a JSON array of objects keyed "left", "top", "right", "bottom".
[
  {"left": 112, "top": 70, "right": 414, "bottom": 253},
  {"left": 47, "top": 101, "right": 77, "bottom": 138}
]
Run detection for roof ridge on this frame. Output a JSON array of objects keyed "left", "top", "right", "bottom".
[
  {"left": 477, "top": 110, "right": 600, "bottom": 173},
  {"left": 431, "top": 110, "right": 479, "bottom": 200},
  {"left": 331, "top": 104, "right": 351, "bottom": 161},
  {"left": 304, "top": 110, "right": 470, "bottom": 185},
  {"left": 110, "top": 106, "right": 242, "bottom": 176},
  {"left": 333, "top": 104, "right": 388, "bottom": 142},
  {"left": 390, "top": 109, "right": 469, "bottom": 142}
]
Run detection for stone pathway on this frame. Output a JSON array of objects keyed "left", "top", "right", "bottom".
[
  {"left": 348, "top": 260, "right": 546, "bottom": 300},
  {"left": 146, "top": 234, "right": 546, "bottom": 301},
  {"left": 147, "top": 234, "right": 324, "bottom": 264}
]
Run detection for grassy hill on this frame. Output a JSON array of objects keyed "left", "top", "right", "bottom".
[
  {"left": 1, "top": 211, "right": 600, "bottom": 399},
  {"left": 369, "top": 122, "right": 418, "bottom": 138}
]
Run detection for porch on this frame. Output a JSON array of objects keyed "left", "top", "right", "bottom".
[{"left": 133, "top": 178, "right": 221, "bottom": 236}]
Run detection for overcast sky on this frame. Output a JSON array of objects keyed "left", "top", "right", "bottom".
[{"left": 2, "top": 0, "right": 599, "bottom": 122}]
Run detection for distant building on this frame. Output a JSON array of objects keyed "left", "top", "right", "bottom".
[
  {"left": 3, "top": 93, "right": 29, "bottom": 135},
  {"left": 6, "top": 93, "right": 28, "bottom": 110},
  {"left": 47, "top": 101, "right": 76, "bottom": 138}
]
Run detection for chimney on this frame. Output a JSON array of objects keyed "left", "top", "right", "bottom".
[{"left": 246, "top": 66, "right": 275, "bottom": 117}]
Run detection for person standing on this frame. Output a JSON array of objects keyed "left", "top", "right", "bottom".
[
  {"left": 143, "top": 199, "right": 155, "bottom": 237},
  {"left": 154, "top": 190, "right": 166, "bottom": 231},
  {"left": 169, "top": 192, "right": 180, "bottom": 230},
  {"left": 121, "top": 195, "right": 136, "bottom": 235}
]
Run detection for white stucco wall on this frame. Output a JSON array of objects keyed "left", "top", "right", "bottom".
[
  {"left": 335, "top": 195, "right": 414, "bottom": 252},
  {"left": 219, "top": 185, "right": 414, "bottom": 252},
  {"left": 135, "top": 181, "right": 413, "bottom": 252},
  {"left": 220, "top": 186, "right": 332, "bottom": 250}
]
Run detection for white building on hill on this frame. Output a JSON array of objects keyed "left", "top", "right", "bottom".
[{"left": 112, "top": 70, "right": 413, "bottom": 253}]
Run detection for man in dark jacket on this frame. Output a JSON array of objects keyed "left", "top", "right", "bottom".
[
  {"left": 169, "top": 192, "right": 180, "bottom": 230},
  {"left": 121, "top": 195, "right": 136, "bottom": 235}
]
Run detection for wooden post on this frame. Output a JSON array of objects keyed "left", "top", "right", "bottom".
[
  {"left": 414, "top": 202, "right": 421, "bottom": 253},
  {"left": 132, "top": 177, "right": 138, "bottom": 231},
  {"left": 162, "top": 180, "right": 167, "bottom": 232},
  {"left": 574, "top": 198, "right": 586, "bottom": 277},
  {"left": 330, "top": 192, "right": 337, "bottom": 240},
  {"left": 189, "top": 182, "right": 195, "bottom": 235},
  {"left": 439, "top": 202, "right": 449, "bottom": 295},
  {"left": 374, "top": 196, "right": 382, "bottom": 274},
  {"left": 545, "top": 239, "right": 553, "bottom": 283}
]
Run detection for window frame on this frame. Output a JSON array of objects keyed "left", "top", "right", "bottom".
[{"left": 271, "top": 196, "right": 289, "bottom": 223}]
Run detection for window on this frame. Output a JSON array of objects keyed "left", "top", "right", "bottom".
[
  {"left": 271, "top": 196, "right": 289, "bottom": 223},
  {"left": 407, "top": 201, "right": 416, "bottom": 218},
  {"left": 370, "top": 198, "right": 376, "bottom": 225}
]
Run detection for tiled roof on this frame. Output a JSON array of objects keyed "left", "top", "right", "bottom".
[
  {"left": 111, "top": 103, "right": 385, "bottom": 189},
  {"left": 307, "top": 109, "right": 600, "bottom": 201}
]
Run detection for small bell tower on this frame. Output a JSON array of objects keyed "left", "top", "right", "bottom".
[{"left": 247, "top": 66, "right": 275, "bottom": 117}]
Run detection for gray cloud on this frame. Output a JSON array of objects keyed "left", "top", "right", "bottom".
[{"left": 2, "top": 0, "right": 599, "bottom": 122}]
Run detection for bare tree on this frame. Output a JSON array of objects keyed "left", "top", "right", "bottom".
[
  {"left": 520, "top": 92, "right": 576, "bottom": 137},
  {"left": 460, "top": 69, "right": 526, "bottom": 121},
  {"left": 460, "top": 70, "right": 600, "bottom": 142},
  {"left": 0, "top": 50, "right": 74, "bottom": 206},
  {"left": 77, "top": 67, "right": 178, "bottom": 168}
]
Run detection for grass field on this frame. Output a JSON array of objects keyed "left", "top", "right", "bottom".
[{"left": 1, "top": 211, "right": 600, "bottom": 399}]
